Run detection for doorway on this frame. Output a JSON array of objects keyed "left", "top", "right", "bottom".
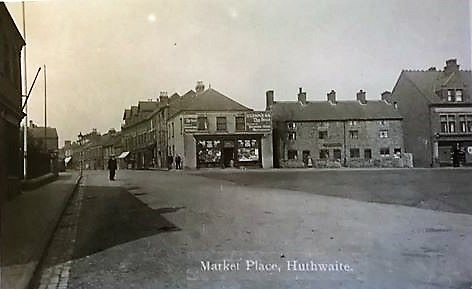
[{"left": 223, "top": 148, "right": 235, "bottom": 167}]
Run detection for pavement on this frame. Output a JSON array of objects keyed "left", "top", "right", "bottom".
[
  {"left": 1, "top": 171, "right": 81, "bottom": 289},
  {"left": 28, "top": 169, "right": 471, "bottom": 289}
]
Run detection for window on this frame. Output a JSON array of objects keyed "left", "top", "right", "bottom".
[
  {"left": 318, "top": 121, "right": 328, "bottom": 128},
  {"left": 180, "top": 118, "right": 183, "bottom": 135},
  {"left": 237, "top": 139, "right": 259, "bottom": 162},
  {"left": 448, "top": 115, "right": 455, "bottom": 132},
  {"left": 459, "top": 115, "right": 467, "bottom": 133},
  {"left": 319, "top": 131, "right": 328, "bottom": 139},
  {"left": 197, "top": 140, "right": 221, "bottom": 164},
  {"left": 364, "top": 149, "right": 372, "bottom": 159},
  {"left": 350, "top": 148, "right": 360, "bottom": 158},
  {"left": 440, "top": 115, "right": 448, "bottom": 133},
  {"left": 380, "top": 147, "right": 390, "bottom": 156},
  {"left": 349, "top": 130, "right": 359, "bottom": 139},
  {"left": 288, "top": 150, "right": 298, "bottom": 160},
  {"left": 393, "top": 102, "right": 399, "bottom": 109},
  {"left": 319, "top": 149, "right": 329, "bottom": 160},
  {"left": 235, "top": 116, "right": 245, "bottom": 131},
  {"left": 172, "top": 122, "right": 174, "bottom": 137},
  {"left": 447, "top": 90, "right": 454, "bottom": 102},
  {"left": 333, "top": 149, "right": 342, "bottom": 160},
  {"left": 288, "top": 122, "right": 296, "bottom": 130},
  {"left": 288, "top": 132, "right": 296, "bottom": 140},
  {"left": 456, "top": 90, "right": 463, "bottom": 102},
  {"left": 379, "top": 130, "right": 388, "bottom": 138},
  {"left": 197, "top": 116, "right": 208, "bottom": 130},
  {"left": 394, "top": 148, "right": 401, "bottom": 155},
  {"left": 379, "top": 120, "right": 387, "bottom": 126},
  {"left": 468, "top": 115, "right": 472, "bottom": 132},
  {"left": 216, "top": 117, "right": 227, "bottom": 131},
  {"left": 349, "top": 120, "right": 357, "bottom": 126}
]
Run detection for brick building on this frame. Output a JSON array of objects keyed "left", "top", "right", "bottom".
[
  {"left": 268, "top": 88, "right": 406, "bottom": 168},
  {"left": 0, "top": 3, "right": 25, "bottom": 200},
  {"left": 389, "top": 59, "right": 472, "bottom": 167}
]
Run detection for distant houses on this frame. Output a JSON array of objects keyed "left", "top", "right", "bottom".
[{"left": 60, "top": 59, "right": 472, "bottom": 170}]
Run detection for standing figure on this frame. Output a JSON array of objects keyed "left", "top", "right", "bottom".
[
  {"left": 167, "top": 155, "right": 173, "bottom": 170},
  {"left": 108, "top": 155, "right": 117, "bottom": 180},
  {"left": 452, "top": 143, "right": 461, "bottom": 167},
  {"left": 175, "top": 154, "right": 182, "bottom": 170}
]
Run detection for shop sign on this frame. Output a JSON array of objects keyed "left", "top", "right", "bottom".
[
  {"left": 183, "top": 115, "right": 198, "bottom": 132},
  {"left": 245, "top": 111, "right": 271, "bottom": 132}
]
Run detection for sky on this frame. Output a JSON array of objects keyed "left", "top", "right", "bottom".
[{"left": 5, "top": 0, "right": 472, "bottom": 145}]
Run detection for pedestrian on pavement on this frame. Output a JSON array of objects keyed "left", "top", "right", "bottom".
[
  {"left": 108, "top": 155, "right": 117, "bottom": 180},
  {"left": 175, "top": 154, "right": 182, "bottom": 170},
  {"left": 167, "top": 155, "right": 173, "bottom": 170}
]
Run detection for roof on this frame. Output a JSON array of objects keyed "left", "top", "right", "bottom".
[
  {"left": 138, "top": 101, "right": 158, "bottom": 112},
  {"left": 396, "top": 70, "right": 472, "bottom": 103},
  {"left": 123, "top": 109, "right": 131, "bottom": 120},
  {"left": 1, "top": 3, "right": 26, "bottom": 47},
  {"left": 169, "top": 88, "right": 251, "bottom": 118},
  {"left": 271, "top": 100, "right": 402, "bottom": 121},
  {"left": 29, "top": 127, "right": 58, "bottom": 139}
]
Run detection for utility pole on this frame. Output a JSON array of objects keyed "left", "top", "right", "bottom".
[
  {"left": 22, "top": 1, "right": 28, "bottom": 179},
  {"left": 44, "top": 64, "right": 47, "bottom": 152}
]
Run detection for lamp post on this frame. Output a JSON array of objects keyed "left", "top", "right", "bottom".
[{"left": 78, "top": 132, "right": 84, "bottom": 176}]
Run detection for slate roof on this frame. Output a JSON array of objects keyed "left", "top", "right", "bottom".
[
  {"left": 396, "top": 70, "right": 472, "bottom": 103},
  {"left": 29, "top": 127, "right": 58, "bottom": 139},
  {"left": 138, "top": 101, "right": 158, "bottom": 112},
  {"left": 123, "top": 109, "right": 131, "bottom": 120},
  {"left": 169, "top": 88, "right": 251, "bottom": 118},
  {"left": 271, "top": 100, "right": 401, "bottom": 121}
]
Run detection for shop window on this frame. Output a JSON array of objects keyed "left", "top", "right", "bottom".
[
  {"left": 319, "top": 131, "right": 328, "bottom": 139},
  {"left": 380, "top": 147, "right": 390, "bottom": 157},
  {"left": 197, "top": 116, "right": 208, "bottom": 130},
  {"left": 235, "top": 116, "right": 245, "bottom": 131},
  {"left": 319, "top": 149, "right": 329, "bottom": 160},
  {"left": 333, "top": 149, "right": 342, "bottom": 160},
  {"left": 237, "top": 139, "right": 259, "bottom": 162},
  {"left": 216, "top": 117, "right": 227, "bottom": 131},
  {"left": 364, "top": 149, "right": 372, "bottom": 159},
  {"left": 197, "top": 140, "right": 221, "bottom": 164},
  {"left": 349, "top": 130, "right": 359, "bottom": 139},
  {"left": 288, "top": 132, "right": 296, "bottom": 140},
  {"left": 379, "top": 130, "right": 388, "bottom": 138},
  {"left": 350, "top": 148, "right": 360, "bottom": 158},
  {"left": 288, "top": 150, "right": 298, "bottom": 160}
]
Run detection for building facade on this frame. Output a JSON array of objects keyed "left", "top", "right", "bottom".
[
  {"left": 389, "top": 59, "right": 472, "bottom": 167},
  {"left": 268, "top": 88, "right": 406, "bottom": 168},
  {"left": 168, "top": 83, "right": 273, "bottom": 169},
  {"left": 0, "top": 3, "right": 25, "bottom": 200}
]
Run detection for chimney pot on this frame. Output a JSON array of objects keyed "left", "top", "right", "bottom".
[
  {"left": 327, "top": 90, "right": 336, "bottom": 104},
  {"left": 381, "top": 91, "right": 392, "bottom": 103},
  {"left": 297, "top": 87, "right": 306, "bottom": 104},
  {"left": 266, "top": 90, "right": 274, "bottom": 110},
  {"left": 196, "top": 81, "right": 205, "bottom": 94},
  {"left": 356, "top": 89, "right": 367, "bottom": 104},
  {"left": 444, "top": 59, "right": 459, "bottom": 74}
]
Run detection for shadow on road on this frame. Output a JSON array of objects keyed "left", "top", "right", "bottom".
[{"left": 72, "top": 186, "right": 180, "bottom": 261}]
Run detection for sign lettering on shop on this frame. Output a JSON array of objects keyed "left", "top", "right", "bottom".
[
  {"left": 245, "top": 112, "right": 271, "bottom": 132},
  {"left": 183, "top": 115, "right": 198, "bottom": 132}
]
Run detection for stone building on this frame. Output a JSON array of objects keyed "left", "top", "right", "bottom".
[
  {"left": 268, "top": 88, "right": 405, "bottom": 168},
  {"left": 0, "top": 3, "right": 25, "bottom": 200},
  {"left": 167, "top": 82, "right": 272, "bottom": 169},
  {"left": 389, "top": 59, "right": 472, "bottom": 167}
]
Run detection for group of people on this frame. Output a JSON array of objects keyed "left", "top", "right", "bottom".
[{"left": 168, "top": 154, "right": 183, "bottom": 170}]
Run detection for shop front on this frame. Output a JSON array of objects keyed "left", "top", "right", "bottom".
[
  {"left": 195, "top": 134, "right": 262, "bottom": 169},
  {"left": 436, "top": 137, "right": 472, "bottom": 167}
]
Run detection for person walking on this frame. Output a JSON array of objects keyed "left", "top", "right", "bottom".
[{"left": 108, "top": 155, "right": 117, "bottom": 180}]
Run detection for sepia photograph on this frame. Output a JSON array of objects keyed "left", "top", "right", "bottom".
[{"left": 1, "top": 0, "right": 471, "bottom": 288}]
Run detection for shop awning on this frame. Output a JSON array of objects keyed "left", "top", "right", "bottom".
[
  {"left": 117, "top": 151, "right": 130, "bottom": 159},
  {"left": 64, "top": 156, "right": 72, "bottom": 165}
]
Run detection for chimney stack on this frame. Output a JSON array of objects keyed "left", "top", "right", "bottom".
[
  {"left": 297, "top": 87, "right": 307, "bottom": 104},
  {"left": 327, "top": 90, "right": 336, "bottom": 104},
  {"left": 444, "top": 59, "right": 459, "bottom": 74},
  {"left": 266, "top": 90, "right": 274, "bottom": 110},
  {"left": 381, "top": 91, "right": 392, "bottom": 103},
  {"left": 159, "top": 91, "right": 169, "bottom": 104},
  {"left": 356, "top": 89, "right": 367, "bottom": 104},
  {"left": 196, "top": 81, "right": 205, "bottom": 94},
  {"left": 64, "top": 140, "right": 71, "bottom": 147}
]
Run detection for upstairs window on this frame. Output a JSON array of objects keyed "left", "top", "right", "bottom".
[
  {"left": 235, "top": 116, "right": 245, "bottom": 131},
  {"left": 379, "top": 130, "right": 388, "bottom": 138},
  {"left": 349, "top": 120, "right": 357, "bottom": 126},
  {"left": 197, "top": 116, "right": 208, "bottom": 130},
  {"left": 456, "top": 90, "right": 463, "bottom": 102},
  {"left": 349, "top": 130, "right": 359, "bottom": 139},
  {"left": 319, "top": 131, "right": 328, "bottom": 139},
  {"left": 447, "top": 89, "right": 463, "bottom": 102},
  {"left": 288, "top": 122, "right": 296, "bottom": 130},
  {"left": 216, "top": 117, "right": 227, "bottom": 131},
  {"left": 288, "top": 132, "right": 296, "bottom": 140}
]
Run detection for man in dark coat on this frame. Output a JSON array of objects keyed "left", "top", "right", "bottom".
[{"left": 108, "top": 156, "right": 117, "bottom": 180}]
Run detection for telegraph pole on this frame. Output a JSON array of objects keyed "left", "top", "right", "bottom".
[
  {"left": 22, "top": 1, "right": 28, "bottom": 179},
  {"left": 44, "top": 64, "right": 47, "bottom": 151}
]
